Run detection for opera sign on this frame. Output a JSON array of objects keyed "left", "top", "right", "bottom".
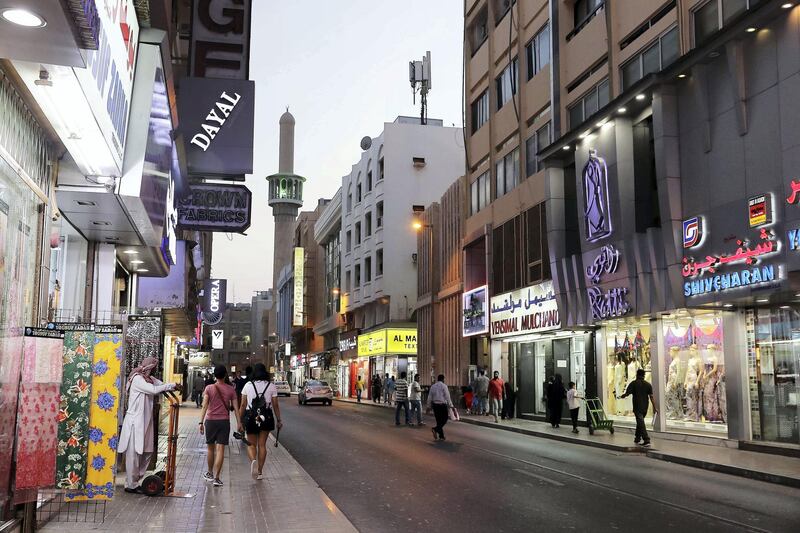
[
  {"left": 178, "top": 77, "right": 255, "bottom": 176},
  {"left": 177, "top": 183, "right": 251, "bottom": 233}
]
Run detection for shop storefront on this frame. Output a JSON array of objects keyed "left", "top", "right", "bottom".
[
  {"left": 338, "top": 330, "right": 358, "bottom": 398},
  {"left": 491, "top": 281, "right": 595, "bottom": 421},
  {"left": 357, "top": 327, "right": 418, "bottom": 398},
  {"left": 289, "top": 354, "right": 307, "bottom": 390}
]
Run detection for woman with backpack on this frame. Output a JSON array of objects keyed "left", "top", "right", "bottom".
[{"left": 239, "top": 363, "right": 282, "bottom": 480}]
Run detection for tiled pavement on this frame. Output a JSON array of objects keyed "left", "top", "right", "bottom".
[{"left": 38, "top": 405, "right": 356, "bottom": 533}]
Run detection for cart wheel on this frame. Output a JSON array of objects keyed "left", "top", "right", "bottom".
[
  {"left": 588, "top": 426, "right": 595, "bottom": 435},
  {"left": 141, "top": 474, "right": 164, "bottom": 496},
  {"left": 609, "top": 427, "right": 615, "bottom": 435},
  {"left": 155, "top": 470, "right": 166, "bottom": 480}
]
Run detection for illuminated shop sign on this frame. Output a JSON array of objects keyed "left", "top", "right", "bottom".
[
  {"left": 582, "top": 150, "right": 612, "bottom": 242},
  {"left": 684, "top": 264, "right": 778, "bottom": 296},
  {"left": 584, "top": 244, "right": 631, "bottom": 320},
  {"left": 787, "top": 179, "right": 800, "bottom": 204},
  {"left": 682, "top": 216, "right": 703, "bottom": 248},
  {"left": 748, "top": 194, "right": 772, "bottom": 227},
  {"left": 490, "top": 282, "right": 560, "bottom": 339},
  {"left": 293, "top": 248, "right": 304, "bottom": 327},
  {"left": 682, "top": 229, "right": 778, "bottom": 278},
  {"left": 462, "top": 285, "right": 489, "bottom": 337},
  {"left": 357, "top": 328, "right": 417, "bottom": 356},
  {"left": 211, "top": 330, "right": 224, "bottom": 350},
  {"left": 177, "top": 183, "right": 252, "bottom": 233},
  {"left": 358, "top": 330, "right": 386, "bottom": 357},
  {"left": 586, "top": 244, "right": 620, "bottom": 284},
  {"left": 190, "top": 91, "right": 242, "bottom": 152},
  {"left": 338, "top": 331, "right": 358, "bottom": 353},
  {"left": 788, "top": 229, "right": 800, "bottom": 251},
  {"left": 202, "top": 279, "right": 226, "bottom": 325}
]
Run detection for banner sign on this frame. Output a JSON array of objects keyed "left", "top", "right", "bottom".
[
  {"left": 490, "top": 281, "right": 560, "bottom": 339},
  {"left": 462, "top": 285, "right": 488, "bottom": 337},
  {"left": 338, "top": 330, "right": 359, "bottom": 356},
  {"left": 293, "top": 248, "right": 304, "bottom": 326},
  {"left": 203, "top": 279, "right": 227, "bottom": 325},
  {"left": 386, "top": 329, "right": 417, "bottom": 354},
  {"left": 178, "top": 77, "right": 255, "bottom": 176},
  {"left": 211, "top": 330, "right": 224, "bottom": 350},
  {"left": 177, "top": 183, "right": 252, "bottom": 233},
  {"left": 358, "top": 330, "right": 386, "bottom": 357},
  {"left": 190, "top": 0, "right": 252, "bottom": 79}
]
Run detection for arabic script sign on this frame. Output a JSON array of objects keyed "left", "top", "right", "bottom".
[
  {"left": 582, "top": 150, "right": 612, "bottom": 242},
  {"left": 682, "top": 228, "right": 778, "bottom": 278},
  {"left": 787, "top": 179, "right": 800, "bottom": 205},
  {"left": 586, "top": 245, "right": 620, "bottom": 284},
  {"left": 489, "top": 282, "right": 560, "bottom": 339}
]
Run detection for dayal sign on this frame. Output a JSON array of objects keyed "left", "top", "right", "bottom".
[{"left": 190, "top": 91, "right": 242, "bottom": 152}]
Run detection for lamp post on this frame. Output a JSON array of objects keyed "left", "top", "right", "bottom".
[{"left": 413, "top": 210, "right": 435, "bottom": 384}]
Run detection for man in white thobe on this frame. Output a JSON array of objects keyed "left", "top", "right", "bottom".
[{"left": 117, "top": 357, "right": 177, "bottom": 492}]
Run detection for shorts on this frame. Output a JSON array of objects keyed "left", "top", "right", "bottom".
[
  {"left": 245, "top": 414, "right": 275, "bottom": 435},
  {"left": 204, "top": 419, "right": 230, "bottom": 445}
]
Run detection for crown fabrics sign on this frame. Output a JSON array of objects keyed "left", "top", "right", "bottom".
[
  {"left": 177, "top": 78, "right": 255, "bottom": 176},
  {"left": 203, "top": 279, "right": 227, "bottom": 325},
  {"left": 190, "top": 0, "right": 252, "bottom": 80},
  {"left": 462, "top": 285, "right": 489, "bottom": 337},
  {"left": 177, "top": 183, "right": 252, "bottom": 233},
  {"left": 489, "top": 282, "right": 560, "bottom": 339}
]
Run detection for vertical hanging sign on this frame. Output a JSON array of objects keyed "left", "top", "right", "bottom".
[{"left": 293, "top": 247, "right": 304, "bottom": 326}]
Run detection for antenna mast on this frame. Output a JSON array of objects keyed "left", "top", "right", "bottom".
[{"left": 409, "top": 51, "right": 432, "bottom": 125}]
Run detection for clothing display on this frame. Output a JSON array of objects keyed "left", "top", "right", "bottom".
[
  {"left": 125, "top": 316, "right": 162, "bottom": 385},
  {"left": 605, "top": 363, "right": 616, "bottom": 415},
  {"left": 55, "top": 324, "right": 95, "bottom": 490},
  {"left": 684, "top": 351, "right": 703, "bottom": 422},
  {"left": 665, "top": 349, "right": 684, "bottom": 420},
  {"left": 66, "top": 325, "right": 124, "bottom": 501}
]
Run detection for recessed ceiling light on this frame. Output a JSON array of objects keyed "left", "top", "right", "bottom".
[
  {"left": 123, "top": 250, "right": 139, "bottom": 255},
  {"left": 579, "top": 132, "right": 588, "bottom": 139},
  {"left": 746, "top": 27, "right": 757, "bottom": 33},
  {"left": 780, "top": 305, "right": 791, "bottom": 309},
  {"left": 1, "top": 8, "right": 46, "bottom": 28},
  {"left": 723, "top": 304, "right": 733, "bottom": 308},
  {"left": 617, "top": 107, "right": 627, "bottom": 113},
  {"left": 635, "top": 93, "right": 646, "bottom": 101},
  {"left": 678, "top": 73, "right": 687, "bottom": 79},
  {"left": 137, "top": 268, "right": 149, "bottom": 273},
  {"left": 130, "top": 260, "right": 144, "bottom": 265},
  {"left": 782, "top": 3, "right": 794, "bottom": 9},
  {"left": 562, "top": 145, "right": 571, "bottom": 151},
  {"left": 757, "top": 298, "right": 769, "bottom": 303}
]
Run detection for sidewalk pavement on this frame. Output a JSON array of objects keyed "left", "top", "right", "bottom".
[
  {"left": 336, "top": 396, "right": 800, "bottom": 488},
  {"left": 39, "top": 405, "right": 356, "bottom": 533}
]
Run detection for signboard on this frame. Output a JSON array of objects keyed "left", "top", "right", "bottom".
[
  {"left": 584, "top": 244, "right": 631, "bottom": 320},
  {"left": 386, "top": 329, "right": 417, "bottom": 354},
  {"left": 490, "top": 282, "right": 560, "bottom": 339},
  {"left": 203, "top": 279, "right": 227, "bottom": 325},
  {"left": 190, "top": 0, "right": 252, "bottom": 79},
  {"left": 177, "top": 183, "right": 252, "bottom": 233},
  {"left": 178, "top": 78, "right": 255, "bottom": 176},
  {"left": 748, "top": 194, "right": 771, "bottom": 227},
  {"left": 293, "top": 248, "right": 304, "bottom": 326},
  {"left": 358, "top": 330, "right": 386, "bottom": 357},
  {"left": 211, "top": 330, "right": 224, "bottom": 350},
  {"left": 189, "top": 351, "right": 211, "bottom": 367},
  {"left": 338, "top": 330, "right": 359, "bottom": 356},
  {"left": 682, "top": 217, "right": 702, "bottom": 248},
  {"left": 462, "top": 285, "right": 489, "bottom": 337},
  {"left": 582, "top": 150, "right": 612, "bottom": 242}
]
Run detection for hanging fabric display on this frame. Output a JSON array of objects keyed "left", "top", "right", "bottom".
[
  {"left": 66, "top": 325, "right": 124, "bottom": 501},
  {"left": 0, "top": 335, "right": 23, "bottom": 507},
  {"left": 125, "top": 315, "right": 162, "bottom": 382},
  {"left": 53, "top": 323, "right": 95, "bottom": 491}
]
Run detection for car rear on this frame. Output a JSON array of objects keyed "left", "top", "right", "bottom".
[
  {"left": 274, "top": 381, "right": 291, "bottom": 396},
  {"left": 301, "top": 380, "right": 334, "bottom": 405}
]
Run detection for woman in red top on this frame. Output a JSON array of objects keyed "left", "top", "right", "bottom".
[{"left": 198, "top": 364, "right": 243, "bottom": 487}]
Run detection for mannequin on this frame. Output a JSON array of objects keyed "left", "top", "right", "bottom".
[
  {"left": 613, "top": 355, "right": 628, "bottom": 415},
  {"left": 702, "top": 345, "right": 724, "bottom": 423},
  {"left": 606, "top": 359, "right": 617, "bottom": 415},
  {"left": 117, "top": 357, "right": 178, "bottom": 492},
  {"left": 625, "top": 356, "right": 639, "bottom": 416},
  {"left": 684, "top": 344, "right": 703, "bottom": 422},
  {"left": 665, "top": 346, "right": 684, "bottom": 420}
]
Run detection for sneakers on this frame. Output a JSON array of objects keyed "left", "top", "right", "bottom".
[
  {"left": 634, "top": 438, "right": 641, "bottom": 445},
  {"left": 202, "top": 471, "right": 214, "bottom": 482},
  {"left": 641, "top": 441, "right": 651, "bottom": 447},
  {"left": 418, "top": 422, "right": 426, "bottom": 426},
  {"left": 250, "top": 460, "right": 258, "bottom": 480},
  {"left": 256, "top": 474, "right": 264, "bottom": 480},
  {"left": 212, "top": 478, "right": 224, "bottom": 487},
  {"left": 431, "top": 427, "right": 438, "bottom": 440},
  {"left": 572, "top": 428, "right": 579, "bottom": 434}
]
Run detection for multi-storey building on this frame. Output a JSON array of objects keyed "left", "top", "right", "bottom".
[
  {"left": 251, "top": 289, "right": 274, "bottom": 364},
  {"left": 337, "top": 116, "right": 464, "bottom": 397},
  {"left": 464, "top": 0, "right": 800, "bottom": 448}
]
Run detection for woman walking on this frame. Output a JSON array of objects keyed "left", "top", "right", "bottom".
[
  {"left": 239, "top": 363, "right": 282, "bottom": 480},
  {"left": 198, "top": 365, "right": 241, "bottom": 487},
  {"left": 546, "top": 374, "right": 567, "bottom": 428},
  {"left": 427, "top": 374, "right": 454, "bottom": 441}
]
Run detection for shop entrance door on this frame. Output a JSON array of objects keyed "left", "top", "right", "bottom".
[
  {"left": 518, "top": 343, "right": 536, "bottom": 415},
  {"left": 553, "top": 339, "right": 571, "bottom": 422}
]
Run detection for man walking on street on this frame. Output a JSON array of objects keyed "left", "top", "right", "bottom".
[
  {"left": 427, "top": 374, "right": 453, "bottom": 440},
  {"left": 488, "top": 371, "right": 505, "bottom": 423},
  {"left": 394, "top": 372, "right": 410, "bottom": 425},
  {"left": 473, "top": 370, "right": 490, "bottom": 416},
  {"left": 409, "top": 373, "right": 424, "bottom": 426},
  {"left": 383, "top": 373, "right": 391, "bottom": 404},
  {"left": 618, "top": 368, "right": 657, "bottom": 446},
  {"left": 372, "top": 374, "right": 382, "bottom": 403},
  {"left": 355, "top": 375, "right": 365, "bottom": 403}
]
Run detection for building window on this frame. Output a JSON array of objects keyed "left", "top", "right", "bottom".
[
  {"left": 376, "top": 249, "right": 384, "bottom": 276},
  {"left": 525, "top": 122, "right": 551, "bottom": 177},
  {"left": 470, "top": 7, "right": 489, "bottom": 55},
  {"left": 573, "top": 0, "right": 604, "bottom": 33},
  {"left": 694, "top": 0, "right": 756, "bottom": 45},
  {"left": 495, "top": 147, "right": 519, "bottom": 199},
  {"left": 345, "top": 269, "right": 351, "bottom": 291},
  {"left": 355, "top": 222, "right": 362, "bottom": 245},
  {"left": 620, "top": 27, "right": 678, "bottom": 90},
  {"left": 354, "top": 264, "right": 361, "bottom": 286},
  {"left": 367, "top": 170, "right": 373, "bottom": 192},
  {"left": 471, "top": 90, "right": 489, "bottom": 134},
  {"left": 568, "top": 78, "right": 610, "bottom": 127},
  {"left": 526, "top": 24, "right": 550, "bottom": 80},
  {"left": 470, "top": 171, "right": 490, "bottom": 216},
  {"left": 525, "top": 204, "right": 550, "bottom": 284},
  {"left": 356, "top": 181, "right": 362, "bottom": 203},
  {"left": 376, "top": 201, "right": 384, "bottom": 228},
  {"left": 378, "top": 157, "right": 384, "bottom": 180},
  {"left": 494, "top": 0, "right": 516, "bottom": 24},
  {"left": 495, "top": 58, "right": 518, "bottom": 110},
  {"left": 492, "top": 202, "right": 549, "bottom": 293},
  {"left": 365, "top": 212, "right": 372, "bottom": 236},
  {"left": 346, "top": 230, "right": 352, "bottom": 252},
  {"left": 347, "top": 192, "right": 352, "bottom": 213},
  {"left": 324, "top": 233, "right": 340, "bottom": 317},
  {"left": 364, "top": 256, "right": 372, "bottom": 283}
]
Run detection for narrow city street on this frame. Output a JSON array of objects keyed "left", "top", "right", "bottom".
[{"left": 278, "top": 401, "right": 800, "bottom": 533}]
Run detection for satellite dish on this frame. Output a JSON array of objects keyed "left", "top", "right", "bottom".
[{"left": 360, "top": 136, "right": 372, "bottom": 150}]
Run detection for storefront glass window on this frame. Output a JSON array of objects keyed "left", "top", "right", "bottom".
[
  {"left": 661, "top": 310, "right": 727, "bottom": 435},
  {"left": 601, "top": 317, "right": 653, "bottom": 424},
  {"left": 48, "top": 221, "right": 88, "bottom": 321},
  {"left": 748, "top": 307, "right": 800, "bottom": 445}
]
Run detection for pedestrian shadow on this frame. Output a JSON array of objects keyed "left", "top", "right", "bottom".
[{"left": 426, "top": 440, "right": 463, "bottom": 453}]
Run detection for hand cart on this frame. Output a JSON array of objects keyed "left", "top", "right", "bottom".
[
  {"left": 141, "top": 390, "right": 193, "bottom": 498},
  {"left": 584, "top": 397, "right": 615, "bottom": 435}
]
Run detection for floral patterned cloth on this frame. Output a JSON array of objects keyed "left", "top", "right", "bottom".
[
  {"left": 55, "top": 326, "right": 95, "bottom": 491},
  {"left": 66, "top": 326, "right": 123, "bottom": 501},
  {"left": 0, "top": 335, "right": 23, "bottom": 506}
]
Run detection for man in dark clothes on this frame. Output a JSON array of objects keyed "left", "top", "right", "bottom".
[{"left": 619, "top": 368, "right": 657, "bottom": 446}]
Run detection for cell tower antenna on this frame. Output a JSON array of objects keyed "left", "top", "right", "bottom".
[{"left": 409, "top": 51, "right": 432, "bottom": 125}]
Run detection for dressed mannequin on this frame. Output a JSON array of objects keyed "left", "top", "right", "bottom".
[
  {"left": 684, "top": 344, "right": 703, "bottom": 422},
  {"left": 117, "top": 358, "right": 178, "bottom": 492},
  {"left": 613, "top": 356, "right": 628, "bottom": 415},
  {"left": 606, "top": 360, "right": 617, "bottom": 415},
  {"left": 702, "top": 345, "right": 724, "bottom": 423},
  {"left": 665, "top": 346, "right": 684, "bottom": 420},
  {"left": 625, "top": 356, "right": 639, "bottom": 416}
]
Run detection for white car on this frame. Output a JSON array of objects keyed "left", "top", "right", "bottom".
[
  {"left": 274, "top": 381, "right": 291, "bottom": 396},
  {"left": 298, "top": 380, "right": 334, "bottom": 405}
]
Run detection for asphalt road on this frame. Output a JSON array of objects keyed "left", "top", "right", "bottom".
[{"left": 276, "top": 399, "right": 800, "bottom": 533}]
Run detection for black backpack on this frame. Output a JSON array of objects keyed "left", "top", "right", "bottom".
[{"left": 245, "top": 382, "right": 274, "bottom": 429}]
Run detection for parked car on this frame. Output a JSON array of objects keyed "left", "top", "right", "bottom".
[
  {"left": 298, "top": 380, "right": 333, "bottom": 405},
  {"left": 274, "top": 381, "right": 291, "bottom": 397}
]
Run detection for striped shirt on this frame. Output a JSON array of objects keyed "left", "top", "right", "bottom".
[{"left": 394, "top": 379, "right": 409, "bottom": 401}]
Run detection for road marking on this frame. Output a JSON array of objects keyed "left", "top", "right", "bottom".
[{"left": 513, "top": 468, "right": 564, "bottom": 487}]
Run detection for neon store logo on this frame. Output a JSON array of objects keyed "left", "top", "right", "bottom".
[
  {"left": 682, "top": 216, "right": 702, "bottom": 248},
  {"left": 585, "top": 244, "right": 630, "bottom": 320}
]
